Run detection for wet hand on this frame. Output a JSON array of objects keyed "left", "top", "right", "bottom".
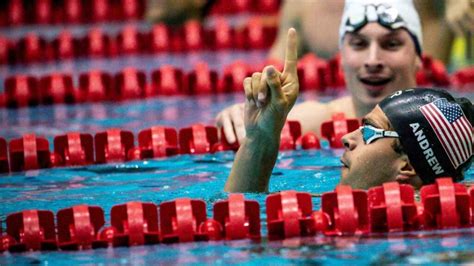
[
  {"left": 216, "top": 103, "right": 246, "bottom": 145},
  {"left": 244, "top": 28, "right": 299, "bottom": 140}
]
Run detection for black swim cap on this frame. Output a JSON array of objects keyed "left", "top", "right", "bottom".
[{"left": 379, "top": 88, "right": 473, "bottom": 184}]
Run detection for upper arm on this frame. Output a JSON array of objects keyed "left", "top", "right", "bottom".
[{"left": 268, "top": 0, "right": 304, "bottom": 61}]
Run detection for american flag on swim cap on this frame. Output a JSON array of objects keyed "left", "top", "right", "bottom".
[{"left": 420, "top": 98, "right": 473, "bottom": 168}]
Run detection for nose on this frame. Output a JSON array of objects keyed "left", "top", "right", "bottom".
[
  {"left": 342, "top": 130, "right": 358, "bottom": 151},
  {"left": 364, "top": 43, "right": 384, "bottom": 73}
]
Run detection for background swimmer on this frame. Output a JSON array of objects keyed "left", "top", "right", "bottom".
[
  {"left": 217, "top": 0, "right": 424, "bottom": 144},
  {"left": 224, "top": 29, "right": 473, "bottom": 192}
]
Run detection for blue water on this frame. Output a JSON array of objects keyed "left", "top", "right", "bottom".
[
  {"left": 1, "top": 20, "right": 474, "bottom": 264},
  {"left": 0, "top": 91, "right": 473, "bottom": 265}
]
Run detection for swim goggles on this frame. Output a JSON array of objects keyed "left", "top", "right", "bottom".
[
  {"left": 344, "top": 4, "right": 406, "bottom": 33},
  {"left": 360, "top": 125, "right": 399, "bottom": 144}
]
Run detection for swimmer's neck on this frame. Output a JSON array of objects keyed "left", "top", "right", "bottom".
[{"left": 352, "top": 99, "right": 376, "bottom": 118}]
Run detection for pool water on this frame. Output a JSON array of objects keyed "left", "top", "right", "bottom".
[{"left": 0, "top": 91, "right": 473, "bottom": 265}]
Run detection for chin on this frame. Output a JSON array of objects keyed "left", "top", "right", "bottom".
[{"left": 339, "top": 172, "right": 349, "bottom": 185}]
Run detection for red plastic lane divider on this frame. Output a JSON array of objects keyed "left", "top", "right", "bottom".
[
  {"left": 95, "top": 129, "right": 134, "bottom": 163},
  {"left": 280, "top": 121, "right": 302, "bottom": 151},
  {"left": 160, "top": 198, "right": 209, "bottom": 243},
  {"left": 452, "top": 66, "right": 474, "bottom": 91},
  {"left": 2, "top": 55, "right": 469, "bottom": 110},
  {"left": 110, "top": 201, "right": 160, "bottom": 246},
  {"left": 52, "top": 31, "right": 77, "bottom": 60},
  {"left": 213, "top": 193, "right": 261, "bottom": 240},
  {"left": 0, "top": 19, "right": 278, "bottom": 66},
  {"left": 320, "top": 112, "right": 360, "bottom": 148},
  {"left": 297, "top": 54, "right": 329, "bottom": 92},
  {"left": 83, "top": 27, "right": 111, "bottom": 57},
  {"left": 0, "top": 138, "right": 9, "bottom": 173},
  {"left": 1, "top": 0, "right": 279, "bottom": 27},
  {"left": 54, "top": 133, "right": 95, "bottom": 166},
  {"left": 416, "top": 55, "right": 450, "bottom": 87},
  {"left": 150, "top": 66, "right": 184, "bottom": 96},
  {"left": 116, "top": 25, "right": 143, "bottom": 55},
  {"left": 219, "top": 60, "right": 251, "bottom": 93},
  {"left": 1, "top": 0, "right": 146, "bottom": 26},
  {"left": 300, "top": 132, "right": 321, "bottom": 150},
  {"left": 138, "top": 126, "right": 179, "bottom": 158},
  {"left": 9, "top": 134, "right": 51, "bottom": 171},
  {"left": 368, "top": 182, "right": 418, "bottom": 232},
  {"left": 115, "top": 67, "right": 147, "bottom": 100},
  {"left": 6, "top": 210, "right": 57, "bottom": 252},
  {"left": 186, "top": 62, "right": 219, "bottom": 95},
  {"left": 266, "top": 190, "right": 315, "bottom": 240},
  {"left": 210, "top": 0, "right": 280, "bottom": 15},
  {"left": 77, "top": 70, "right": 112, "bottom": 102},
  {"left": 2, "top": 178, "right": 474, "bottom": 254},
  {"left": 39, "top": 73, "right": 76, "bottom": 104},
  {"left": 179, "top": 124, "right": 219, "bottom": 155},
  {"left": 57, "top": 205, "right": 107, "bottom": 250},
  {"left": 420, "top": 177, "right": 471, "bottom": 229},
  {"left": 0, "top": 120, "right": 297, "bottom": 174},
  {"left": 4, "top": 75, "right": 40, "bottom": 108},
  {"left": 321, "top": 185, "right": 369, "bottom": 236}
]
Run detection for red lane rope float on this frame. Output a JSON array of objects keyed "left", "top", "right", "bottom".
[
  {"left": 57, "top": 205, "right": 107, "bottom": 250},
  {"left": 3, "top": 54, "right": 463, "bottom": 109},
  {"left": 179, "top": 124, "right": 219, "bottom": 155},
  {"left": 4, "top": 75, "right": 40, "bottom": 108},
  {"left": 321, "top": 185, "right": 369, "bottom": 236},
  {"left": 266, "top": 190, "right": 315, "bottom": 240},
  {"left": 368, "top": 182, "right": 418, "bottom": 232},
  {"left": 0, "top": 138, "right": 9, "bottom": 173},
  {"left": 1, "top": 179, "right": 474, "bottom": 253},
  {"left": 213, "top": 193, "right": 261, "bottom": 240},
  {"left": 0, "top": 19, "right": 278, "bottom": 66},
  {"left": 297, "top": 54, "right": 330, "bottom": 92},
  {"left": 279, "top": 121, "right": 302, "bottom": 151},
  {"left": 210, "top": 0, "right": 281, "bottom": 15},
  {"left": 0, "top": 0, "right": 280, "bottom": 27},
  {"left": 110, "top": 202, "right": 160, "bottom": 246},
  {"left": 452, "top": 66, "right": 474, "bottom": 91},
  {"left": 9, "top": 134, "right": 51, "bottom": 171},
  {"left": 94, "top": 129, "right": 134, "bottom": 163},
  {"left": 420, "top": 178, "right": 471, "bottom": 229},
  {"left": 77, "top": 70, "right": 112, "bottom": 102},
  {"left": 0, "top": 120, "right": 316, "bottom": 174},
  {"left": 6, "top": 210, "right": 57, "bottom": 252},
  {"left": 138, "top": 126, "right": 179, "bottom": 159},
  {"left": 160, "top": 198, "right": 208, "bottom": 243},
  {"left": 54, "top": 133, "right": 94, "bottom": 166},
  {"left": 0, "top": 0, "right": 146, "bottom": 26},
  {"left": 321, "top": 112, "right": 360, "bottom": 148},
  {"left": 1, "top": 56, "right": 470, "bottom": 110},
  {"left": 150, "top": 66, "right": 184, "bottom": 96},
  {"left": 39, "top": 73, "right": 76, "bottom": 105}
]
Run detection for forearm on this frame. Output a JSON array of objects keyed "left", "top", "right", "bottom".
[{"left": 224, "top": 134, "right": 280, "bottom": 193}]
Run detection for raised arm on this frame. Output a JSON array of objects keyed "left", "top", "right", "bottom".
[{"left": 225, "top": 29, "right": 299, "bottom": 193}]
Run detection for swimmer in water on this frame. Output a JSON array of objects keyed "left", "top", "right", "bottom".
[
  {"left": 224, "top": 28, "right": 473, "bottom": 192},
  {"left": 216, "top": 0, "right": 424, "bottom": 144}
]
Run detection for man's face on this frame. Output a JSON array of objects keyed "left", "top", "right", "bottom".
[
  {"left": 341, "top": 23, "right": 420, "bottom": 111},
  {"left": 340, "top": 105, "right": 404, "bottom": 189}
]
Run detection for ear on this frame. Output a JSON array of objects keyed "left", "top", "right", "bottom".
[{"left": 395, "top": 155, "right": 423, "bottom": 188}]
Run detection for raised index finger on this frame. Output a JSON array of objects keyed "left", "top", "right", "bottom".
[{"left": 283, "top": 28, "right": 298, "bottom": 75}]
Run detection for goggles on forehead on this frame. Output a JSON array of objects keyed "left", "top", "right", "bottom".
[
  {"left": 344, "top": 4, "right": 406, "bottom": 33},
  {"left": 360, "top": 125, "right": 399, "bottom": 144}
]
